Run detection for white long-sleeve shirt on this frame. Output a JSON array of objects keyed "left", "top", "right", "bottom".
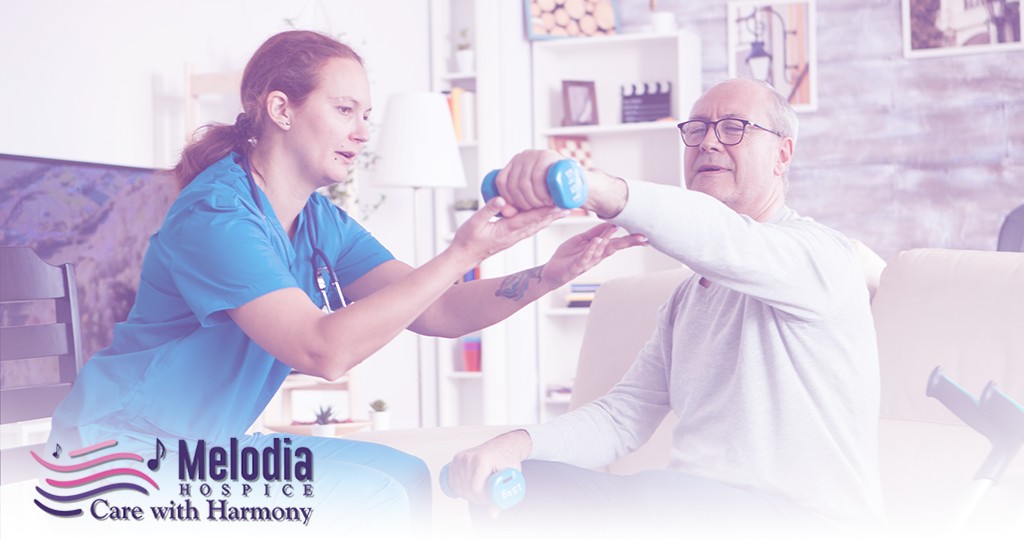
[{"left": 527, "top": 180, "right": 884, "bottom": 525}]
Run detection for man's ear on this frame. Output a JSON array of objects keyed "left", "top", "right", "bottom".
[
  {"left": 774, "top": 137, "right": 794, "bottom": 178},
  {"left": 266, "top": 91, "right": 291, "bottom": 130}
]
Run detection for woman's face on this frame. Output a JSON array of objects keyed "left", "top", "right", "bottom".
[{"left": 286, "top": 56, "right": 372, "bottom": 188}]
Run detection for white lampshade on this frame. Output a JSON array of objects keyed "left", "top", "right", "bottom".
[{"left": 372, "top": 92, "right": 466, "bottom": 189}]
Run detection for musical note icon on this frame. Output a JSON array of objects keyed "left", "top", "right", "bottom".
[
  {"left": 52, "top": 443, "right": 62, "bottom": 459},
  {"left": 147, "top": 439, "right": 166, "bottom": 471}
]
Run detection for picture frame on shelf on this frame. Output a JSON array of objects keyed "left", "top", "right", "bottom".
[
  {"left": 726, "top": 0, "right": 818, "bottom": 112},
  {"left": 524, "top": 0, "right": 621, "bottom": 40},
  {"left": 901, "top": 0, "right": 1022, "bottom": 59},
  {"left": 561, "top": 80, "right": 599, "bottom": 126}
]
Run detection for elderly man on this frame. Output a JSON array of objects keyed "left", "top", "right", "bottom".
[{"left": 447, "top": 79, "right": 885, "bottom": 537}]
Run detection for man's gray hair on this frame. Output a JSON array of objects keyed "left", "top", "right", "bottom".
[{"left": 756, "top": 79, "right": 799, "bottom": 143}]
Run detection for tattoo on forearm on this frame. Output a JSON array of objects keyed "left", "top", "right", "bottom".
[{"left": 495, "top": 267, "right": 543, "bottom": 301}]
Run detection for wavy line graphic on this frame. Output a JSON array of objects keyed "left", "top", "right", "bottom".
[
  {"left": 46, "top": 468, "right": 159, "bottom": 490},
  {"left": 69, "top": 439, "right": 117, "bottom": 458},
  {"left": 36, "top": 482, "right": 149, "bottom": 503},
  {"left": 33, "top": 499, "right": 83, "bottom": 518},
  {"left": 32, "top": 450, "right": 143, "bottom": 473}
]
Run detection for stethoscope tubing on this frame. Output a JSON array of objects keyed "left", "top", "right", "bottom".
[{"left": 242, "top": 155, "right": 347, "bottom": 312}]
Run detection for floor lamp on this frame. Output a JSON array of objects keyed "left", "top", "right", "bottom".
[{"left": 372, "top": 92, "right": 467, "bottom": 427}]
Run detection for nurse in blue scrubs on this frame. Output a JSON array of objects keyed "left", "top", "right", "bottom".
[{"left": 46, "top": 30, "right": 646, "bottom": 532}]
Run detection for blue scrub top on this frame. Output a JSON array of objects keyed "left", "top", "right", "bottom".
[{"left": 51, "top": 153, "right": 394, "bottom": 443}]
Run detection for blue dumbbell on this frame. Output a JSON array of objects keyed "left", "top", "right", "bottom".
[
  {"left": 481, "top": 159, "right": 588, "bottom": 209},
  {"left": 439, "top": 463, "right": 526, "bottom": 510}
]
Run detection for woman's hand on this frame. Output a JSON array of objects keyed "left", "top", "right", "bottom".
[
  {"left": 448, "top": 196, "right": 567, "bottom": 268},
  {"left": 540, "top": 223, "right": 648, "bottom": 289}
]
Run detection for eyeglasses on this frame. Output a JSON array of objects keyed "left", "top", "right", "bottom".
[{"left": 677, "top": 118, "right": 782, "bottom": 147}]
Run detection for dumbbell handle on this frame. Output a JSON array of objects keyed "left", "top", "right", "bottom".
[
  {"left": 439, "top": 463, "right": 526, "bottom": 510},
  {"left": 481, "top": 159, "right": 588, "bottom": 209}
]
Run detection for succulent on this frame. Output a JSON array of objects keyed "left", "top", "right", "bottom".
[
  {"left": 314, "top": 405, "right": 334, "bottom": 425},
  {"left": 369, "top": 399, "right": 388, "bottom": 412}
]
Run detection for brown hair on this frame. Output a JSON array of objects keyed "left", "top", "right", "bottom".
[{"left": 172, "top": 30, "right": 363, "bottom": 187}]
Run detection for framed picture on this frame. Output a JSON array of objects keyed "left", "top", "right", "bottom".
[
  {"left": 524, "top": 0, "right": 620, "bottom": 40},
  {"left": 562, "top": 80, "right": 599, "bottom": 126},
  {"left": 902, "top": 0, "right": 1023, "bottom": 58},
  {"left": 727, "top": 0, "right": 818, "bottom": 112}
]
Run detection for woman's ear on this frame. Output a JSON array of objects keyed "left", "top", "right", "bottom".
[
  {"left": 266, "top": 91, "right": 291, "bottom": 130},
  {"left": 774, "top": 137, "right": 794, "bottom": 178}
]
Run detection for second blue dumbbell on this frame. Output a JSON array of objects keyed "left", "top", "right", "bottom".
[
  {"left": 439, "top": 463, "right": 526, "bottom": 510},
  {"left": 481, "top": 159, "right": 588, "bottom": 209}
]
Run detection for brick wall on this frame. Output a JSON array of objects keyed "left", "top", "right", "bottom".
[{"left": 623, "top": 0, "right": 1024, "bottom": 260}]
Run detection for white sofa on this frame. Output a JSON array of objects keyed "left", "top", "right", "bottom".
[{"left": 348, "top": 247, "right": 1024, "bottom": 537}]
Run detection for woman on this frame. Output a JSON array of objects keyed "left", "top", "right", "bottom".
[{"left": 47, "top": 30, "right": 644, "bottom": 531}]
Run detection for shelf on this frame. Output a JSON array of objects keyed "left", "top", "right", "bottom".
[
  {"left": 540, "top": 120, "right": 679, "bottom": 138},
  {"left": 544, "top": 394, "right": 572, "bottom": 405},
  {"left": 441, "top": 71, "right": 476, "bottom": 81},
  {"left": 448, "top": 371, "right": 484, "bottom": 380},
  {"left": 544, "top": 308, "right": 591, "bottom": 317},
  {"left": 264, "top": 420, "right": 371, "bottom": 437},
  {"left": 280, "top": 372, "right": 351, "bottom": 391},
  {"left": 533, "top": 31, "right": 680, "bottom": 51},
  {"left": 531, "top": 27, "right": 701, "bottom": 424}
]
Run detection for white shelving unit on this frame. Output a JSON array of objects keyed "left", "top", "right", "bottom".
[
  {"left": 429, "top": 0, "right": 511, "bottom": 427},
  {"left": 531, "top": 31, "right": 702, "bottom": 421}
]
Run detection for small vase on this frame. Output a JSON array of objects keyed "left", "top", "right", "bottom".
[
  {"left": 455, "top": 49, "right": 475, "bottom": 73},
  {"left": 370, "top": 411, "right": 391, "bottom": 431},
  {"left": 310, "top": 424, "right": 334, "bottom": 437}
]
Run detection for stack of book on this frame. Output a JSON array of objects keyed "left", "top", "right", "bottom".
[
  {"left": 565, "top": 282, "right": 600, "bottom": 308},
  {"left": 545, "top": 382, "right": 573, "bottom": 403},
  {"left": 461, "top": 335, "right": 481, "bottom": 372},
  {"left": 621, "top": 81, "right": 672, "bottom": 123},
  {"left": 445, "top": 87, "right": 476, "bottom": 143}
]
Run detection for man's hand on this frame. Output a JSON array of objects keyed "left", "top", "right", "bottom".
[
  {"left": 540, "top": 223, "right": 648, "bottom": 289},
  {"left": 493, "top": 150, "right": 630, "bottom": 219},
  {"left": 447, "top": 430, "right": 533, "bottom": 506}
]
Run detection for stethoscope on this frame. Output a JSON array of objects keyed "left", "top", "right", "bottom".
[{"left": 242, "top": 156, "right": 348, "bottom": 313}]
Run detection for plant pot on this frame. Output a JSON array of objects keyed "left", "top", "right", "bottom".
[
  {"left": 311, "top": 423, "right": 334, "bottom": 437},
  {"left": 370, "top": 411, "right": 391, "bottom": 431},
  {"left": 455, "top": 49, "right": 475, "bottom": 73}
]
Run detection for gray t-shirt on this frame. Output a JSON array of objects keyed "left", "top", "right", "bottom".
[{"left": 527, "top": 180, "right": 884, "bottom": 525}]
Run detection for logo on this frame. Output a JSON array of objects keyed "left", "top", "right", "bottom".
[
  {"left": 34, "top": 437, "right": 315, "bottom": 526},
  {"left": 33, "top": 439, "right": 159, "bottom": 518}
]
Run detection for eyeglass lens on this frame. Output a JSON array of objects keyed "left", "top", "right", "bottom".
[{"left": 679, "top": 119, "right": 748, "bottom": 147}]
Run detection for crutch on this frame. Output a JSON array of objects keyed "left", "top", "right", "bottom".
[{"left": 926, "top": 366, "right": 1024, "bottom": 535}]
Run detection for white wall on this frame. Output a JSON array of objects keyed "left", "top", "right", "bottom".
[{"left": 0, "top": 0, "right": 435, "bottom": 429}]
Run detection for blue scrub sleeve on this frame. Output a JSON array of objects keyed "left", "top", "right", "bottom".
[
  {"left": 159, "top": 192, "right": 298, "bottom": 327},
  {"left": 326, "top": 204, "right": 396, "bottom": 289}
]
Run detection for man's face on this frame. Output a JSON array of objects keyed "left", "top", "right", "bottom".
[{"left": 683, "top": 80, "right": 793, "bottom": 220}]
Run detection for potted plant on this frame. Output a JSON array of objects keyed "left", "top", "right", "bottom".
[
  {"left": 369, "top": 399, "right": 390, "bottom": 431},
  {"left": 454, "top": 28, "right": 474, "bottom": 73},
  {"left": 311, "top": 405, "right": 335, "bottom": 437}
]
